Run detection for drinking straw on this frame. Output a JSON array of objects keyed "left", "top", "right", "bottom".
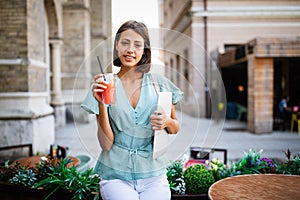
[{"left": 97, "top": 56, "right": 106, "bottom": 81}]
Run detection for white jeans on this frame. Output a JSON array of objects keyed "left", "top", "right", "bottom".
[{"left": 100, "top": 174, "right": 171, "bottom": 200}]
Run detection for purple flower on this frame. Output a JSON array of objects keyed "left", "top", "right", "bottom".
[{"left": 260, "top": 157, "right": 275, "bottom": 168}]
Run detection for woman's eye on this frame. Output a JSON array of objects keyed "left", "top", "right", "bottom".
[
  {"left": 121, "top": 41, "right": 129, "bottom": 45},
  {"left": 135, "top": 44, "right": 142, "bottom": 49}
]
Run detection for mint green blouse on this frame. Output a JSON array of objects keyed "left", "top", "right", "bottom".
[{"left": 81, "top": 73, "right": 183, "bottom": 181}]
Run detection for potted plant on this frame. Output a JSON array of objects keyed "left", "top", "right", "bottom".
[
  {"left": 167, "top": 148, "right": 300, "bottom": 200},
  {"left": 166, "top": 160, "right": 214, "bottom": 200},
  {"left": 0, "top": 157, "right": 101, "bottom": 200},
  {"left": 166, "top": 160, "right": 186, "bottom": 195},
  {"left": 207, "top": 148, "right": 300, "bottom": 179},
  {"left": 183, "top": 164, "right": 215, "bottom": 195}
]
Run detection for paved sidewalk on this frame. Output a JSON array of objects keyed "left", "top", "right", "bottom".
[{"left": 55, "top": 112, "right": 300, "bottom": 167}]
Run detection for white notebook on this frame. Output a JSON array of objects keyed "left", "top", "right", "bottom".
[{"left": 153, "top": 92, "right": 172, "bottom": 159}]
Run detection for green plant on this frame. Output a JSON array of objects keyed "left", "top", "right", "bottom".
[
  {"left": 207, "top": 158, "right": 227, "bottom": 181},
  {"left": 33, "top": 158, "right": 100, "bottom": 200},
  {"left": 166, "top": 160, "right": 185, "bottom": 194},
  {"left": 0, "top": 161, "right": 32, "bottom": 182},
  {"left": 1, "top": 158, "right": 100, "bottom": 200},
  {"left": 277, "top": 149, "right": 300, "bottom": 175},
  {"left": 226, "top": 149, "right": 275, "bottom": 176},
  {"left": 165, "top": 149, "right": 300, "bottom": 196},
  {"left": 9, "top": 169, "right": 37, "bottom": 187},
  {"left": 183, "top": 164, "right": 215, "bottom": 194},
  {"left": 236, "top": 149, "right": 263, "bottom": 174},
  {"left": 34, "top": 157, "right": 57, "bottom": 181}
]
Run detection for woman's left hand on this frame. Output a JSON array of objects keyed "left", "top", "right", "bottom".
[{"left": 150, "top": 111, "right": 170, "bottom": 130}]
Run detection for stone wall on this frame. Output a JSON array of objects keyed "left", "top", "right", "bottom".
[
  {"left": 0, "top": 0, "right": 54, "bottom": 154},
  {"left": 0, "top": 0, "right": 112, "bottom": 156},
  {"left": 0, "top": 0, "right": 28, "bottom": 59},
  {"left": 62, "top": 0, "right": 112, "bottom": 123},
  {"left": 0, "top": 116, "right": 54, "bottom": 154}
]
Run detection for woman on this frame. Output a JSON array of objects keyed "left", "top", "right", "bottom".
[{"left": 81, "top": 20, "right": 183, "bottom": 200}]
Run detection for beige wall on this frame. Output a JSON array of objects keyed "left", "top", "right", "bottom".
[
  {"left": 207, "top": 18, "right": 300, "bottom": 53},
  {"left": 163, "top": 0, "right": 191, "bottom": 30}
]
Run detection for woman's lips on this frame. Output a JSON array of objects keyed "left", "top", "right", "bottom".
[{"left": 124, "top": 55, "right": 135, "bottom": 62}]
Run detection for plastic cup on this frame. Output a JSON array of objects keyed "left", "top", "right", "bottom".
[{"left": 101, "top": 73, "right": 115, "bottom": 105}]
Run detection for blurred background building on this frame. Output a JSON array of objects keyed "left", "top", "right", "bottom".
[
  {"left": 0, "top": 0, "right": 111, "bottom": 154},
  {"left": 160, "top": 0, "right": 300, "bottom": 133}
]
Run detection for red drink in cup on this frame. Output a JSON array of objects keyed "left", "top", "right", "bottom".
[
  {"left": 101, "top": 82, "right": 115, "bottom": 104},
  {"left": 101, "top": 73, "right": 115, "bottom": 105}
]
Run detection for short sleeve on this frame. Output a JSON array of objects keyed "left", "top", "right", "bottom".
[
  {"left": 155, "top": 74, "right": 184, "bottom": 105},
  {"left": 81, "top": 85, "right": 99, "bottom": 115}
]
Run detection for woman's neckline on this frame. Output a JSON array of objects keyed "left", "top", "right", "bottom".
[{"left": 115, "top": 73, "right": 146, "bottom": 110}]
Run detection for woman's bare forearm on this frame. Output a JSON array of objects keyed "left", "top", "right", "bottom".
[
  {"left": 165, "top": 119, "right": 180, "bottom": 134},
  {"left": 165, "top": 105, "right": 180, "bottom": 134},
  {"left": 96, "top": 103, "right": 114, "bottom": 151}
]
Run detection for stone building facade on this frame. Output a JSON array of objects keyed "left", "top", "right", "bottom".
[
  {"left": 219, "top": 37, "right": 300, "bottom": 133},
  {"left": 0, "top": 0, "right": 111, "bottom": 154},
  {"left": 161, "top": 0, "right": 300, "bottom": 133}
]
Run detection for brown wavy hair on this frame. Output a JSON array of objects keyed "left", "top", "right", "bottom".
[{"left": 113, "top": 20, "right": 151, "bottom": 73}]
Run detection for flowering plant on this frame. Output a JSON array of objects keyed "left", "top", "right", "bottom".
[
  {"left": 227, "top": 149, "right": 278, "bottom": 175},
  {"left": 259, "top": 157, "right": 276, "bottom": 173},
  {"left": 166, "top": 148, "right": 299, "bottom": 195},
  {"left": 166, "top": 160, "right": 186, "bottom": 194},
  {"left": 0, "top": 158, "right": 100, "bottom": 200},
  {"left": 277, "top": 149, "right": 300, "bottom": 175},
  {"left": 206, "top": 158, "right": 228, "bottom": 181}
]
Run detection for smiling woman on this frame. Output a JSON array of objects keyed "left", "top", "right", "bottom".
[
  {"left": 81, "top": 20, "right": 184, "bottom": 200},
  {"left": 117, "top": 30, "right": 144, "bottom": 65},
  {"left": 113, "top": 22, "right": 151, "bottom": 73}
]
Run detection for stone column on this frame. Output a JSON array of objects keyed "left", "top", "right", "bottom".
[
  {"left": 62, "top": 2, "right": 91, "bottom": 123},
  {"left": 248, "top": 55, "right": 274, "bottom": 133},
  {"left": 50, "top": 39, "right": 66, "bottom": 128}
]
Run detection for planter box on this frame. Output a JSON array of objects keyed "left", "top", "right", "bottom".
[
  {"left": 0, "top": 181, "right": 96, "bottom": 200},
  {"left": 1, "top": 181, "right": 208, "bottom": 200},
  {"left": 171, "top": 193, "right": 209, "bottom": 200}
]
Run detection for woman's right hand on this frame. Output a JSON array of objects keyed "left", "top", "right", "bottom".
[
  {"left": 93, "top": 74, "right": 114, "bottom": 151},
  {"left": 92, "top": 74, "right": 107, "bottom": 103}
]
